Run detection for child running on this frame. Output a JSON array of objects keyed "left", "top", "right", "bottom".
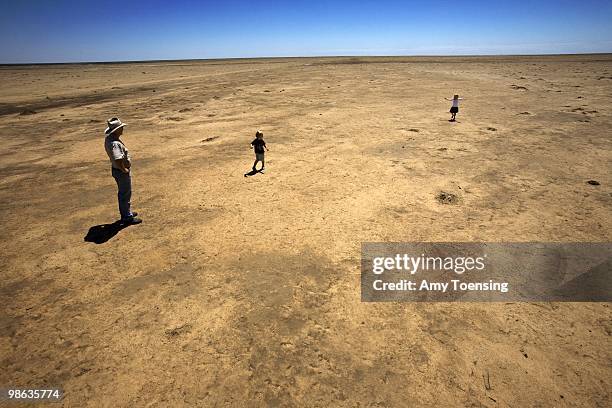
[
  {"left": 250, "top": 130, "right": 269, "bottom": 173},
  {"left": 445, "top": 94, "right": 464, "bottom": 122}
]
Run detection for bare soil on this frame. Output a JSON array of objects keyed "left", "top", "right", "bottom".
[{"left": 1, "top": 55, "right": 611, "bottom": 407}]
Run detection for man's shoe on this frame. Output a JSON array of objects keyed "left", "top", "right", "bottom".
[
  {"left": 121, "top": 216, "right": 142, "bottom": 225},
  {"left": 260, "top": 168, "right": 265, "bottom": 173}
]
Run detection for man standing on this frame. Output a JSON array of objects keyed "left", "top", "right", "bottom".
[{"left": 104, "top": 117, "right": 142, "bottom": 225}]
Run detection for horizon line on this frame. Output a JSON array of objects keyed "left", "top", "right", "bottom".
[{"left": 1, "top": 52, "right": 611, "bottom": 67}]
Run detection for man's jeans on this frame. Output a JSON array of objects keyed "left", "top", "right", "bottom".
[{"left": 112, "top": 167, "right": 133, "bottom": 220}]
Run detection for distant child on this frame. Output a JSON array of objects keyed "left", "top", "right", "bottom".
[
  {"left": 250, "top": 130, "right": 269, "bottom": 173},
  {"left": 445, "top": 94, "right": 464, "bottom": 122}
]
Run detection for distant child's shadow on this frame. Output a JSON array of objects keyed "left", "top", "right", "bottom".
[
  {"left": 84, "top": 221, "right": 129, "bottom": 244},
  {"left": 244, "top": 169, "right": 263, "bottom": 177}
]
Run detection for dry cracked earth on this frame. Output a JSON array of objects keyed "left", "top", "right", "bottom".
[{"left": 1, "top": 55, "right": 611, "bottom": 406}]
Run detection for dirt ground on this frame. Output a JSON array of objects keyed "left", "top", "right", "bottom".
[{"left": 1, "top": 55, "right": 611, "bottom": 407}]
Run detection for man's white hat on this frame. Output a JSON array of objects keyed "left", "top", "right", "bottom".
[{"left": 105, "top": 117, "right": 127, "bottom": 135}]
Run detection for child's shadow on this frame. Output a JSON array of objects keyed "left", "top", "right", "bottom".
[
  {"left": 84, "top": 221, "right": 129, "bottom": 244},
  {"left": 244, "top": 169, "right": 263, "bottom": 177}
]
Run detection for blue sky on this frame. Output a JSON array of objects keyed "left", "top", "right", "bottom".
[{"left": 1, "top": 0, "right": 611, "bottom": 63}]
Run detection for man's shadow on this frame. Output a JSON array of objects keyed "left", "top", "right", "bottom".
[{"left": 84, "top": 221, "right": 129, "bottom": 244}]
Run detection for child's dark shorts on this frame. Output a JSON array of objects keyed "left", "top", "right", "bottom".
[
  {"left": 450, "top": 106, "right": 459, "bottom": 113},
  {"left": 255, "top": 152, "right": 265, "bottom": 161}
]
